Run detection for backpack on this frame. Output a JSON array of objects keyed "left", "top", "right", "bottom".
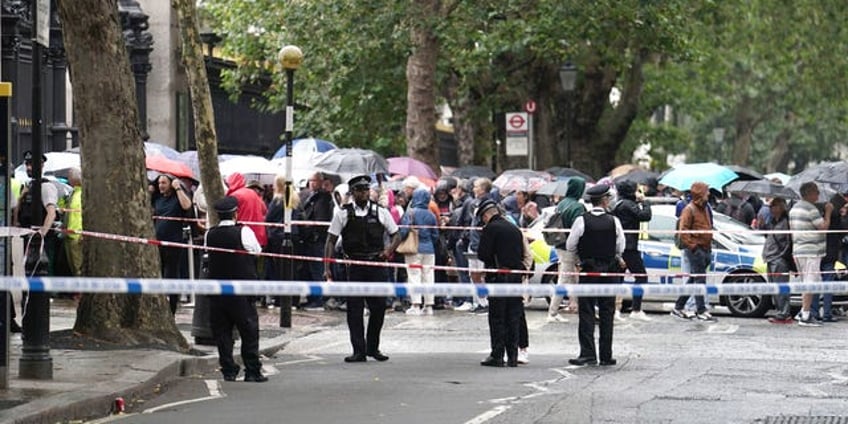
[{"left": 543, "top": 208, "right": 569, "bottom": 247}]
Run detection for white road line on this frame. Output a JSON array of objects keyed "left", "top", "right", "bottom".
[
  {"left": 274, "top": 354, "right": 323, "bottom": 366},
  {"left": 143, "top": 379, "right": 225, "bottom": 414},
  {"left": 464, "top": 405, "right": 511, "bottom": 424}
]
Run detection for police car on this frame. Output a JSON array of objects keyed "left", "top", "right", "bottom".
[{"left": 526, "top": 204, "right": 773, "bottom": 317}]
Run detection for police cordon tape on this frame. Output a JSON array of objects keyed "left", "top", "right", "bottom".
[
  {"left": 7, "top": 225, "right": 839, "bottom": 281},
  {"left": 2, "top": 276, "right": 847, "bottom": 298}
]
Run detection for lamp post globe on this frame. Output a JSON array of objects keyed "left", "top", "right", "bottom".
[
  {"left": 279, "top": 45, "right": 303, "bottom": 70},
  {"left": 559, "top": 62, "right": 578, "bottom": 92}
]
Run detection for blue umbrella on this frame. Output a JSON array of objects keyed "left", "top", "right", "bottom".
[
  {"left": 658, "top": 163, "right": 738, "bottom": 191},
  {"left": 272, "top": 137, "right": 338, "bottom": 159}
]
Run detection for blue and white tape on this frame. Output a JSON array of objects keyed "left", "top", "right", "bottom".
[{"left": 1, "top": 277, "right": 847, "bottom": 298}]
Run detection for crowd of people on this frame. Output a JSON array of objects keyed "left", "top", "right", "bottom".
[{"left": 7, "top": 152, "right": 847, "bottom": 377}]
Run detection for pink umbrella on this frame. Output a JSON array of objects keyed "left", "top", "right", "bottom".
[{"left": 387, "top": 156, "right": 438, "bottom": 180}]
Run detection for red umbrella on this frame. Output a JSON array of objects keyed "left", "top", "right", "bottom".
[
  {"left": 146, "top": 155, "right": 195, "bottom": 180},
  {"left": 387, "top": 156, "right": 438, "bottom": 180}
]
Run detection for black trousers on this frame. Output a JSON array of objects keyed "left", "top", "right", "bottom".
[
  {"left": 622, "top": 249, "right": 647, "bottom": 311},
  {"left": 577, "top": 274, "right": 618, "bottom": 362},
  {"left": 345, "top": 263, "right": 388, "bottom": 355},
  {"left": 209, "top": 295, "right": 261, "bottom": 377},
  {"left": 488, "top": 297, "right": 523, "bottom": 362},
  {"left": 159, "top": 245, "right": 186, "bottom": 315}
]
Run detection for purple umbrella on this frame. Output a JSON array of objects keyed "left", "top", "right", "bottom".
[{"left": 387, "top": 156, "right": 438, "bottom": 180}]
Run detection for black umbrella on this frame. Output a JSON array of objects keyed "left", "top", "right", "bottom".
[
  {"left": 613, "top": 169, "right": 659, "bottom": 185},
  {"left": 725, "top": 165, "right": 765, "bottom": 181},
  {"left": 545, "top": 166, "right": 595, "bottom": 182},
  {"left": 447, "top": 165, "right": 496, "bottom": 180},
  {"left": 726, "top": 180, "right": 799, "bottom": 200}
]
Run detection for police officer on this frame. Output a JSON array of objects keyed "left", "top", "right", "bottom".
[
  {"left": 324, "top": 175, "right": 401, "bottom": 363},
  {"left": 565, "top": 184, "right": 626, "bottom": 367},
  {"left": 205, "top": 196, "right": 267, "bottom": 382},
  {"left": 476, "top": 199, "right": 525, "bottom": 367}
]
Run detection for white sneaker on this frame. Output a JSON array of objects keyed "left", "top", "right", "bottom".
[
  {"left": 406, "top": 306, "right": 422, "bottom": 316},
  {"left": 614, "top": 310, "right": 626, "bottom": 322},
  {"left": 517, "top": 348, "right": 529, "bottom": 364},
  {"left": 629, "top": 310, "right": 652, "bottom": 322},
  {"left": 454, "top": 302, "right": 474, "bottom": 312},
  {"left": 546, "top": 314, "right": 569, "bottom": 323},
  {"left": 423, "top": 306, "right": 434, "bottom": 316}
]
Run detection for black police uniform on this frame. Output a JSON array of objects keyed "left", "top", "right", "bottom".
[
  {"left": 334, "top": 175, "right": 397, "bottom": 362},
  {"left": 569, "top": 185, "right": 623, "bottom": 366},
  {"left": 205, "top": 197, "right": 266, "bottom": 382},
  {"left": 476, "top": 200, "right": 525, "bottom": 367}
]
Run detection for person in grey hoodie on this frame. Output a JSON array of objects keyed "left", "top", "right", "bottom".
[
  {"left": 399, "top": 188, "right": 440, "bottom": 315},
  {"left": 761, "top": 197, "right": 794, "bottom": 323}
]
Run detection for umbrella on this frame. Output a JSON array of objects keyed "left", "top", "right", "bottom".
[
  {"left": 545, "top": 166, "right": 595, "bottom": 182},
  {"left": 14, "top": 151, "right": 81, "bottom": 182},
  {"left": 272, "top": 137, "right": 338, "bottom": 159},
  {"left": 607, "top": 164, "right": 641, "bottom": 179},
  {"left": 763, "top": 172, "right": 791, "bottom": 185},
  {"left": 177, "top": 151, "right": 238, "bottom": 179},
  {"left": 726, "top": 180, "right": 799, "bottom": 200},
  {"left": 613, "top": 169, "right": 659, "bottom": 185},
  {"left": 725, "top": 165, "right": 765, "bottom": 181},
  {"left": 536, "top": 180, "right": 571, "bottom": 197},
  {"left": 219, "top": 155, "right": 283, "bottom": 185},
  {"left": 144, "top": 141, "right": 181, "bottom": 160},
  {"left": 146, "top": 155, "right": 195, "bottom": 180},
  {"left": 492, "top": 169, "right": 553, "bottom": 194},
  {"left": 658, "top": 162, "right": 738, "bottom": 191},
  {"left": 446, "top": 165, "right": 496, "bottom": 180},
  {"left": 805, "top": 162, "right": 848, "bottom": 184},
  {"left": 310, "top": 148, "right": 389, "bottom": 182},
  {"left": 387, "top": 156, "right": 438, "bottom": 180}
]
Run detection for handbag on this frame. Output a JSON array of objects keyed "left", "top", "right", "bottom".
[{"left": 396, "top": 211, "right": 420, "bottom": 255}]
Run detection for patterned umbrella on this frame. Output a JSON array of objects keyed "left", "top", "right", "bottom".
[
  {"left": 493, "top": 169, "right": 553, "bottom": 194},
  {"left": 144, "top": 141, "right": 181, "bottom": 160},
  {"left": 219, "top": 155, "right": 283, "bottom": 185},
  {"left": 146, "top": 155, "right": 195, "bottom": 180},
  {"left": 446, "top": 165, "right": 496, "bottom": 180}
]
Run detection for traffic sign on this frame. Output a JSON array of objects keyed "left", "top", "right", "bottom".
[
  {"left": 524, "top": 100, "right": 536, "bottom": 114},
  {"left": 506, "top": 112, "right": 528, "bottom": 132}
]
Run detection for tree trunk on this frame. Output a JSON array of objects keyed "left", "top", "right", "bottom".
[
  {"left": 732, "top": 96, "right": 756, "bottom": 166},
  {"left": 767, "top": 127, "right": 792, "bottom": 173},
  {"left": 174, "top": 0, "right": 225, "bottom": 224},
  {"left": 405, "top": 0, "right": 440, "bottom": 172},
  {"left": 534, "top": 64, "right": 563, "bottom": 170},
  {"left": 58, "top": 0, "right": 186, "bottom": 350},
  {"left": 445, "top": 72, "right": 477, "bottom": 166}
]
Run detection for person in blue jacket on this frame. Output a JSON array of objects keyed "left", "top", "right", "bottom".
[{"left": 399, "top": 188, "right": 440, "bottom": 315}]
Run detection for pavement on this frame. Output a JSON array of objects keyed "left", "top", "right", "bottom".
[{"left": 0, "top": 298, "right": 341, "bottom": 424}]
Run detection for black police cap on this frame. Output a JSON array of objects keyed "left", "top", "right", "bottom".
[
  {"left": 348, "top": 174, "right": 372, "bottom": 189},
  {"left": 586, "top": 184, "right": 611, "bottom": 199},
  {"left": 213, "top": 196, "right": 239, "bottom": 214},
  {"left": 23, "top": 151, "right": 47, "bottom": 163}
]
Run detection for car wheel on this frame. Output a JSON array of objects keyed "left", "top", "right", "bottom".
[{"left": 722, "top": 273, "right": 771, "bottom": 318}]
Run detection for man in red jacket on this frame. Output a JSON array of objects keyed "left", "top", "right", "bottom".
[{"left": 226, "top": 172, "right": 268, "bottom": 248}]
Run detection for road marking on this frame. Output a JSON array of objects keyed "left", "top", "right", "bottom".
[
  {"left": 274, "top": 354, "right": 323, "bottom": 367},
  {"left": 464, "top": 405, "right": 511, "bottom": 424},
  {"left": 143, "top": 379, "right": 225, "bottom": 414},
  {"left": 706, "top": 324, "right": 739, "bottom": 334}
]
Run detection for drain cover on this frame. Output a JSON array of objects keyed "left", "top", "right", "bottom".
[{"left": 757, "top": 417, "right": 848, "bottom": 424}]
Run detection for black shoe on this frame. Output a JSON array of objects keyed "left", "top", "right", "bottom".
[
  {"left": 480, "top": 356, "right": 505, "bottom": 367},
  {"left": 344, "top": 353, "right": 367, "bottom": 363},
  {"left": 599, "top": 359, "right": 617, "bottom": 366},
  {"left": 506, "top": 359, "right": 518, "bottom": 368},
  {"left": 9, "top": 321, "right": 22, "bottom": 333},
  {"left": 244, "top": 374, "right": 269, "bottom": 382},
  {"left": 222, "top": 374, "right": 238, "bottom": 382},
  {"left": 367, "top": 351, "right": 389, "bottom": 362},
  {"left": 568, "top": 357, "right": 597, "bottom": 366}
]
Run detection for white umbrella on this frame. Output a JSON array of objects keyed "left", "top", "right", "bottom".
[
  {"left": 219, "top": 155, "right": 283, "bottom": 185},
  {"left": 14, "top": 151, "right": 81, "bottom": 182}
]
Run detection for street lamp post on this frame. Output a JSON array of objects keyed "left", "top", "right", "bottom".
[
  {"left": 713, "top": 127, "right": 725, "bottom": 163},
  {"left": 559, "top": 62, "right": 578, "bottom": 168},
  {"left": 277, "top": 45, "right": 303, "bottom": 328}
]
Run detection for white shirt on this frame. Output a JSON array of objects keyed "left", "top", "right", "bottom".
[
  {"left": 327, "top": 201, "right": 398, "bottom": 237},
  {"left": 565, "top": 207, "right": 625, "bottom": 255},
  {"left": 204, "top": 220, "right": 262, "bottom": 254}
]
